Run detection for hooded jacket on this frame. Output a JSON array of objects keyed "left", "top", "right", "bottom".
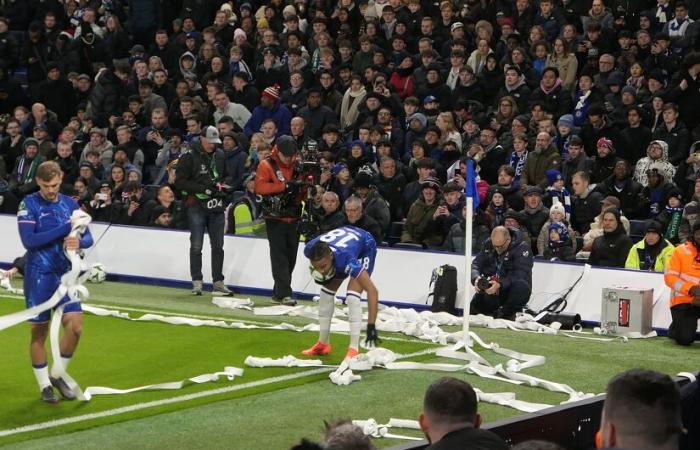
[
  {"left": 401, "top": 194, "right": 442, "bottom": 247},
  {"left": 471, "top": 227, "right": 534, "bottom": 292},
  {"left": 633, "top": 140, "right": 677, "bottom": 187}
]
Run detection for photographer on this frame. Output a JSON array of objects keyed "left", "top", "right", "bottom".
[
  {"left": 470, "top": 226, "right": 534, "bottom": 320},
  {"left": 254, "top": 135, "right": 305, "bottom": 305},
  {"left": 114, "top": 180, "right": 153, "bottom": 226},
  {"left": 174, "top": 126, "right": 233, "bottom": 297}
]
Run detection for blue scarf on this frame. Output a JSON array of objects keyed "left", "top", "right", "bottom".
[{"left": 508, "top": 151, "right": 528, "bottom": 184}]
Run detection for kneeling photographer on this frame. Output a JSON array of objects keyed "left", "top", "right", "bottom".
[
  {"left": 174, "top": 126, "right": 233, "bottom": 297},
  {"left": 470, "top": 225, "right": 533, "bottom": 320},
  {"left": 254, "top": 136, "right": 307, "bottom": 306}
]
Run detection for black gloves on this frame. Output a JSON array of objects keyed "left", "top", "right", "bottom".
[{"left": 364, "top": 323, "right": 380, "bottom": 347}]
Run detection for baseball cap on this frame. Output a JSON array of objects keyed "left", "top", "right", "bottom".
[
  {"left": 423, "top": 95, "right": 437, "bottom": 105},
  {"left": 523, "top": 186, "right": 543, "bottom": 197},
  {"left": 201, "top": 126, "right": 222, "bottom": 145},
  {"left": 275, "top": 135, "right": 298, "bottom": 156}
]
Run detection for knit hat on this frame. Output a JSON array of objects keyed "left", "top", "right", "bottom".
[
  {"left": 421, "top": 176, "right": 442, "bottom": 193},
  {"left": 331, "top": 162, "right": 348, "bottom": 176},
  {"left": 596, "top": 137, "right": 614, "bottom": 151},
  {"left": 549, "top": 222, "right": 569, "bottom": 242},
  {"left": 645, "top": 220, "right": 662, "bottom": 235},
  {"left": 275, "top": 135, "right": 298, "bottom": 156},
  {"left": 234, "top": 28, "right": 247, "bottom": 40},
  {"left": 408, "top": 112, "right": 427, "bottom": 129},
  {"left": 353, "top": 171, "right": 374, "bottom": 189},
  {"left": 546, "top": 169, "right": 563, "bottom": 186},
  {"left": 557, "top": 114, "right": 574, "bottom": 129},
  {"left": 350, "top": 140, "right": 367, "bottom": 154},
  {"left": 257, "top": 17, "right": 269, "bottom": 29},
  {"left": 550, "top": 203, "right": 566, "bottom": 218},
  {"left": 648, "top": 69, "right": 665, "bottom": 84},
  {"left": 23, "top": 138, "right": 39, "bottom": 149},
  {"left": 621, "top": 86, "right": 637, "bottom": 96},
  {"left": 262, "top": 85, "right": 280, "bottom": 101},
  {"left": 606, "top": 71, "right": 625, "bottom": 86}
]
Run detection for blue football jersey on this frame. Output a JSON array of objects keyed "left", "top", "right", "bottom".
[
  {"left": 304, "top": 226, "right": 377, "bottom": 280},
  {"left": 17, "top": 192, "right": 93, "bottom": 274}
]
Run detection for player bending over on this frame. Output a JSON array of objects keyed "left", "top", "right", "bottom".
[
  {"left": 303, "top": 226, "right": 380, "bottom": 359},
  {"left": 17, "top": 161, "right": 93, "bottom": 403}
]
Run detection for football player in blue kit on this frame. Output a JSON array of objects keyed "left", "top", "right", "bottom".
[
  {"left": 302, "top": 226, "right": 379, "bottom": 359},
  {"left": 17, "top": 161, "right": 94, "bottom": 403}
]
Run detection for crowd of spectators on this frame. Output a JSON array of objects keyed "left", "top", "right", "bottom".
[{"left": 1, "top": 0, "right": 700, "bottom": 270}]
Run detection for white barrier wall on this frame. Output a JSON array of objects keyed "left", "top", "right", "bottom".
[{"left": 0, "top": 214, "right": 681, "bottom": 330}]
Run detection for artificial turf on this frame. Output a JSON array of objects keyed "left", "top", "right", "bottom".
[{"left": 0, "top": 281, "right": 696, "bottom": 449}]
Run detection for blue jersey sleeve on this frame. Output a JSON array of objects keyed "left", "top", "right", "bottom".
[{"left": 17, "top": 198, "right": 71, "bottom": 250}]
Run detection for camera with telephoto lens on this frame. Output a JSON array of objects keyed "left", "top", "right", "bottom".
[{"left": 477, "top": 275, "right": 494, "bottom": 291}]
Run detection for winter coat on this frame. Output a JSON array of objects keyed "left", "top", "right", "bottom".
[
  {"left": 362, "top": 189, "right": 391, "bottom": 234},
  {"left": 376, "top": 172, "right": 407, "bottom": 222},
  {"left": 595, "top": 176, "right": 646, "bottom": 220},
  {"left": 521, "top": 144, "right": 561, "bottom": 189},
  {"left": 589, "top": 220, "right": 633, "bottom": 268},
  {"left": 633, "top": 140, "right": 677, "bottom": 187},
  {"left": 88, "top": 69, "right": 128, "bottom": 124},
  {"left": 401, "top": 196, "right": 442, "bottom": 247},
  {"left": 572, "top": 187, "right": 604, "bottom": 234},
  {"left": 651, "top": 121, "right": 691, "bottom": 166},
  {"left": 528, "top": 84, "right": 573, "bottom": 121},
  {"left": 244, "top": 102, "right": 293, "bottom": 137},
  {"left": 297, "top": 104, "right": 338, "bottom": 139},
  {"left": 536, "top": 220, "right": 576, "bottom": 256},
  {"left": 223, "top": 148, "right": 248, "bottom": 192},
  {"left": 471, "top": 228, "right": 534, "bottom": 291}
]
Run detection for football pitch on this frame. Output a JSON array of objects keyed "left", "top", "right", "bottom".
[{"left": 0, "top": 280, "right": 695, "bottom": 450}]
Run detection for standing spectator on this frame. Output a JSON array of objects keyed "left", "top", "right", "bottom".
[
  {"left": 212, "top": 89, "right": 252, "bottom": 131},
  {"left": 21, "top": 22, "right": 58, "bottom": 99},
  {"left": 634, "top": 140, "right": 676, "bottom": 187},
  {"left": 87, "top": 63, "right": 130, "bottom": 125},
  {"left": 596, "top": 160, "right": 646, "bottom": 220},
  {"left": 651, "top": 103, "right": 691, "bottom": 166},
  {"left": 244, "top": 85, "right": 292, "bottom": 137},
  {"left": 521, "top": 186, "right": 550, "bottom": 253},
  {"left": 419, "top": 377, "right": 507, "bottom": 450},
  {"left": 401, "top": 177, "right": 443, "bottom": 248},
  {"left": 520, "top": 132, "right": 561, "bottom": 189}
]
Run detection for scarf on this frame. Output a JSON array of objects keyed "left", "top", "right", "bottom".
[
  {"left": 489, "top": 205, "right": 505, "bottom": 226},
  {"left": 506, "top": 75, "right": 526, "bottom": 92},
  {"left": 540, "top": 78, "right": 562, "bottom": 96},
  {"left": 17, "top": 156, "right": 40, "bottom": 183},
  {"left": 508, "top": 150, "right": 528, "bottom": 183},
  {"left": 575, "top": 90, "right": 591, "bottom": 111},
  {"left": 589, "top": 7, "right": 608, "bottom": 22},
  {"left": 656, "top": 4, "right": 669, "bottom": 24},
  {"left": 664, "top": 206, "right": 683, "bottom": 241},
  {"left": 548, "top": 222, "right": 570, "bottom": 249},
  {"left": 545, "top": 187, "right": 572, "bottom": 221},
  {"left": 626, "top": 76, "right": 645, "bottom": 90},
  {"left": 340, "top": 87, "right": 366, "bottom": 128}
]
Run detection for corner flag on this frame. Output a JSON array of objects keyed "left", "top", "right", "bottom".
[{"left": 465, "top": 159, "right": 480, "bottom": 210}]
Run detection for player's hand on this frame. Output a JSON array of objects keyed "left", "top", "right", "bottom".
[
  {"left": 64, "top": 236, "right": 80, "bottom": 251},
  {"left": 364, "top": 323, "right": 380, "bottom": 348},
  {"left": 485, "top": 280, "right": 500, "bottom": 295}
]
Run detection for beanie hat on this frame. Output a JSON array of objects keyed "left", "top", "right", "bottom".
[
  {"left": 550, "top": 203, "right": 566, "bottom": 218},
  {"left": 546, "top": 169, "right": 563, "bottom": 186},
  {"left": 597, "top": 137, "right": 614, "bottom": 151},
  {"left": 549, "top": 222, "right": 569, "bottom": 242},
  {"left": 262, "top": 85, "right": 280, "bottom": 101},
  {"left": 353, "top": 171, "right": 374, "bottom": 189},
  {"left": 621, "top": 85, "right": 637, "bottom": 96},
  {"left": 645, "top": 220, "right": 662, "bottom": 235},
  {"left": 557, "top": 114, "right": 574, "bottom": 129},
  {"left": 234, "top": 28, "right": 247, "bottom": 40},
  {"left": 421, "top": 176, "right": 442, "bottom": 194},
  {"left": 331, "top": 162, "right": 348, "bottom": 176},
  {"left": 257, "top": 17, "right": 269, "bottom": 29}
]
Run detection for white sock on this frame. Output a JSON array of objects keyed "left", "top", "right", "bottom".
[
  {"left": 32, "top": 363, "right": 51, "bottom": 391},
  {"left": 61, "top": 354, "right": 72, "bottom": 371},
  {"left": 346, "top": 291, "right": 362, "bottom": 350},
  {"left": 318, "top": 288, "right": 335, "bottom": 344}
]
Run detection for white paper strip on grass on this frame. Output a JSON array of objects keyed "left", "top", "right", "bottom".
[
  {"left": 212, "top": 296, "right": 255, "bottom": 311},
  {"left": 244, "top": 355, "right": 324, "bottom": 368},
  {"left": 352, "top": 418, "right": 424, "bottom": 441}
]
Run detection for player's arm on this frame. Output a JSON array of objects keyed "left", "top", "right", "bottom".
[
  {"left": 352, "top": 270, "right": 378, "bottom": 324},
  {"left": 18, "top": 204, "right": 71, "bottom": 250}
]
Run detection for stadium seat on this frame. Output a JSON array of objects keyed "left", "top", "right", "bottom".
[
  {"left": 386, "top": 221, "right": 404, "bottom": 245},
  {"left": 629, "top": 220, "right": 646, "bottom": 243}
]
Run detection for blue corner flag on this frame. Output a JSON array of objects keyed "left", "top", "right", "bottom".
[{"left": 465, "top": 159, "right": 480, "bottom": 210}]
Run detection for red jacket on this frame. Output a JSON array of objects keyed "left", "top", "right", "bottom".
[{"left": 254, "top": 148, "right": 303, "bottom": 222}]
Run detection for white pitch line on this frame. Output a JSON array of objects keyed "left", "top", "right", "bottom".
[{"left": 0, "top": 348, "right": 435, "bottom": 438}]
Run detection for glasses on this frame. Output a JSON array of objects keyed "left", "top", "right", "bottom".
[{"left": 378, "top": 111, "right": 391, "bottom": 116}]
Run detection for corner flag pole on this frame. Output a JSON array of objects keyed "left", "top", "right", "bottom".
[
  {"left": 463, "top": 194, "right": 473, "bottom": 348},
  {"left": 462, "top": 159, "right": 479, "bottom": 348}
]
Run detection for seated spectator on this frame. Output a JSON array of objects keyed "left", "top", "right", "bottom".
[
  {"left": 484, "top": 188, "right": 507, "bottom": 230},
  {"left": 542, "top": 170, "right": 571, "bottom": 215},
  {"left": 543, "top": 222, "right": 576, "bottom": 262},
  {"left": 625, "top": 220, "right": 674, "bottom": 272},
  {"left": 343, "top": 195, "right": 383, "bottom": 242},
  {"left": 596, "top": 160, "right": 646, "bottom": 220},
  {"left": 520, "top": 132, "right": 561, "bottom": 189},
  {"left": 674, "top": 141, "right": 700, "bottom": 200},
  {"left": 444, "top": 204, "right": 491, "bottom": 254},
  {"left": 633, "top": 140, "right": 676, "bottom": 187},
  {"left": 328, "top": 162, "right": 353, "bottom": 204},
  {"left": 113, "top": 180, "right": 153, "bottom": 226},
  {"left": 536, "top": 204, "right": 576, "bottom": 256},
  {"left": 571, "top": 170, "right": 604, "bottom": 234},
  {"left": 561, "top": 136, "right": 592, "bottom": 190},
  {"left": 401, "top": 177, "right": 444, "bottom": 247},
  {"left": 489, "top": 165, "right": 524, "bottom": 211},
  {"left": 588, "top": 208, "right": 633, "bottom": 268},
  {"left": 9, "top": 139, "right": 44, "bottom": 199},
  {"left": 656, "top": 188, "right": 684, "bottom": 244},
  {"left": 521, "top": 186, "right": 550, "bottom": 253},
  {"left": 376, "top": 157, "right": 407, "bottom": 222},
  {"left": 87, "top": 181, "right": 118, "bottom": 222},
  {"left": 316, "top": 191, "right": 345, "bottom": 235},
  {"left": 504, "top": 209, "right": 533, "bottom": 248},
  {"left": 146, "top": 185, "right": 186, "bottom": 229},
  {"left": 352, "top": 172, "right": 390, "bottom": 234},
  {"left": 599, "top": 369, "right": 683, "bottom": 450},
  {"left": 591, "top": 137, "right": 622, "bottom": 184},
  {"left": 642, "top": 162, "right": 677, "bottom": 219},
  {"left": 419, "top": 377, "right": 507, "bottom": 450}
]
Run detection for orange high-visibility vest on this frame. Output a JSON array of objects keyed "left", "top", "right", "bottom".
[{"left": 664, "top": 242, "right": 700, "bottom": 307}]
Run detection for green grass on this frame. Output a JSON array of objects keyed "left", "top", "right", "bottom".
[{"left": 0, "top": 281, "right": 696, "bottom": 449}]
